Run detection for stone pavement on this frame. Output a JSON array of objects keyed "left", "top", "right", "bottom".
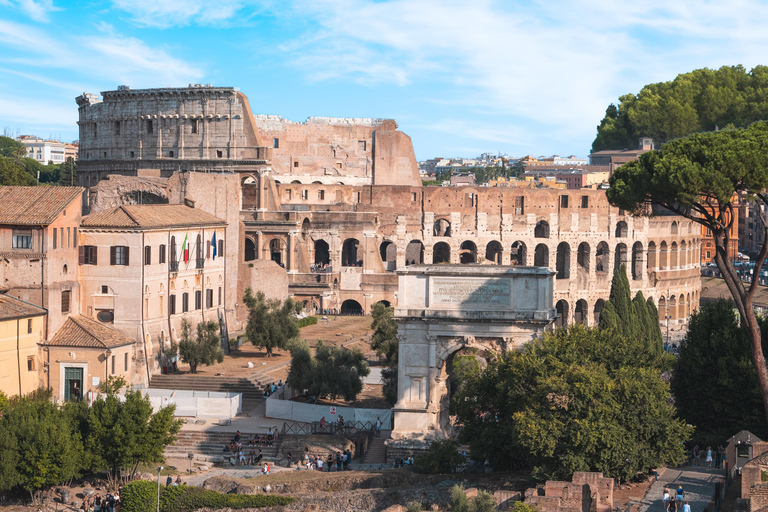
[{"left": 640, "top": 466, "right": 725, "bottom": 512}]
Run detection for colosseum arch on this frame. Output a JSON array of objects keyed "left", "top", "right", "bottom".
[
  {"left": 671, "top": 221, "right": 678, "bottom": 234},
  {"left": 268, "top": 238, "right": 286, "bottom": 265},
  {"left": 556, "top": 242, "right": 571, "bottom": 279},
  {"left": 511, "top": 241, "right": 526, "bottom": 265},
  {"left": 659, "top": 241, "right": 669, "bottom": 269},
  {"left": 534, "top": 243, "right": 549, "bottom": 267},
  {"left": 485, "top": 241, "right": 503, "bottom": 264},
  {"left": 341, "top": 299, "right": 363, "bottom": 315},
  {"left": 594, "top": 299, "right": 605, "bottom": 325},
  {"left": 596, "top": 241, "right": 609, "bottom": 272},
  {"left": 670, "top": 242, "right": 679, "bottom": 269},
  {"left": 433, "top": 242, "right": 450, "bottom": 264},
  {"left": 614, "top": 243, "right": 628, "bottom": 271},
  {"left": 244, "top": 237, "right": 256, "bottom": 261},
  {"left": 658, "top": 295, "right": 667, "bottom": 321},
  {"left": 555, "top": 299, "right": 569, "bottom": 328},
  {"left": 668, "top": 295, "right": 677, "bottom": 321},
  {"left": 575, "top": 299, "right": 588, "bottom": 325},
  {"left": 535, "top": 220, "right": 550, "bottom": 238},
  {"left": 405, "top": 240, "right": 424, "bottom": 264},
  {"left": 647, "top": 241, "right": 657, "bottom": 270},
  {"left": 342, "top": 238, "right": 360, "bottom": 266},
  {"left": 679, "top": 294, "right": 686, "bottom": 319},
  {"left": 460, "top": 241, "right": 477, "bottom": 264},
  {"left": 380, "top": 241, "right": 397, "bottom": 269},
  {"left": 631, "top": 242, "right": 643, "bottom": 280},
  {"left": 314, "top": 239, "right": 330, "bottom": 265},
  {"left": 615, "top": 221, "right": 628, "bottom": 238},
  {"left": 433, "top": 218, "right": 451, "bottom": 237},
  {"left": 577, "top": 242, "right": 590, "bottom": 272}
]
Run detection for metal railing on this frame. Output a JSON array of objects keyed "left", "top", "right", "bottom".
[{"left": 280, "top": 420, "right": 376, "bottom": 437}]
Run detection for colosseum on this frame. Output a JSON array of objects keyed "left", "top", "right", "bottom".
[{"left": 76, "top": 85, "right": 700, "bottom": 341}]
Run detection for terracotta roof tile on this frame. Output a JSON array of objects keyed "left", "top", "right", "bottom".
[
  {"left": 0, "top": 186, "right": 84, "bottom": 226},
  {"left": 45, "top": 315, "right": 135, "bottom": 349},
  {"left": 0, "top": 294, "right": 47, "bottom": 320},
  {"left": 82, "top": 205, "right": 226, "bottom": 229}
]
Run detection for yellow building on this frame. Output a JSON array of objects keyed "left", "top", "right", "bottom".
[{"left": 0, "top": 294, "right": 46, "bottom": 397}]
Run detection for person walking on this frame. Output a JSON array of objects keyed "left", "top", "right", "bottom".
[
  {"left": 375, "top": 416, "right": 382, "bottom": 437},
  {"left": 682, "top": 501, "right": 691, "bottom": 512},
  {"left": 706, "top": 446, "right": 713, "bottom": 467},
  {"left": 663, "top": 486, "right": 671, "bottom": 512}
]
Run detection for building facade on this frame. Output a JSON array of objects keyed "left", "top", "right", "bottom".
[
  {"left": 0, "top": 294, "right": 46, "bottom": 397},
  {"left": 17, "top": 136, "right": 69, "bottom": 164},
  {"left": 79, "top": 204, "right": 228, "bottom": 384}
]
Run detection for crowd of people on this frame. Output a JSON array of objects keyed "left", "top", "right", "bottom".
[
  {"left": 689, "top": 444, "right": 725, "bottom": 468},
  {"left": 225, "top": 429, "right": 279, "bottom": 468},
  {"left": 79, "top": 489, "right": 121, "bottom": 512},
  {"left": 288, "top": 446, "right": 353, "bottom": 471},
  {"left": 662, "top": 485, "right": 690, "bottom": 512}
]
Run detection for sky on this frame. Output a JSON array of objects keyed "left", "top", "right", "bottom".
[{"left": 1, "top": 1, "right": 768, "bottom": 160}]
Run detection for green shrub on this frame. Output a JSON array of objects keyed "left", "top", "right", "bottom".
[
  {"left": 121, "top": 480, "right": 294, "bottom": 512},
  {"left": 297, "top": 316, "right": 318, "bottom": 328},
  {"left": 413, "top": 439, "right": 465, "bottom": 474},
  {"left": 450, "top": 484, "right": 470, "bottom": 512},
  {"left": 473, "top": 490, "right": 496, "bottom": 512}
]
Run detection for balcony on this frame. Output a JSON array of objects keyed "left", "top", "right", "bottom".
[
  {"left": 169, "top": 261, "right": 179, "bottom": 272},
  {"left": 196, "top": 258, "right": 205, "bottom": 269}
]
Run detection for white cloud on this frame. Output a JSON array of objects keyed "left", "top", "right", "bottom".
[
  {"left": 109, "top": 0, "right": 249, "bottom": 28},
  {"left": 13, "top": 0, "right": 61, "bottom": 23}
]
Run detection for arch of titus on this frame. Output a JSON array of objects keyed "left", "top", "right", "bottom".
[{"left": 391, "top": 265, "right": 556, "bottom": 441}]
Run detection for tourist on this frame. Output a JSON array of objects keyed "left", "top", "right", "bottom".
[
  {"left": 247, "top": 434, "right": 255, "bottom": 446},
  {"left": 316, "top": 456, "right": 323, "bottom": 471},
  {"left": 166, "top": 474, "right": 173, "bottom": 486},
  {"left": 238, "top": 449, "right": 246, "bottom": 465},
  {"left": 94, "top": 494, "right": 102, "bottom": 512},
  {"left": 693, "top": 445, "right": 700, "bottom": 466},
  {"left": 375, "top": 416, "right": 382, "bottom": 437},
  {"left": 663, "top": 486, "right": 670, "bottom": 511},
  {"left": 327, "top": 453, "right": 334, "bottom": 472},
  {"left": 676, "top": 485, "right": 685, "bottom": 509},
  {"left": 263, "top": 389, "right": 270, "bottom": 399},
  {"left": 336, "top": 452, "right": 342, "bottom": 471},
  {"left": 320, "top": 416, "right": 326, "bottom": 429},
  {"left": 721, "top": 450, "right": 727, "bottom": 468},
  {"left": 706, "top": 446, "right": 713, "bottom": 467},
  {"left": 175, "top": 476, "right": 182, "bottom": 486},
  {"left": 286, "top": 451, "right": 294, "bottom": 466},
  {"left": 233, "top": 430, "right": 241, "bottom": 443},
  {"left": 682, "top": 501, "right": 691, "bottom": 512},
  {"left": 277, "top": 380, "right": 283, "bottom": 389},
  {"left": 263, "top": 462, "right": 269, "bottom": 474}
]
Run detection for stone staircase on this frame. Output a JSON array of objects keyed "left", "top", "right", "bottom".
[
  {"left": 166, "top": 431, "right": 280, "bottom": 465},
  {"left": 149, "top": 373, "right": 278, "bottom": 410},
  {"left": 361, "top": 431, "right": 390, "bottom": 464}
]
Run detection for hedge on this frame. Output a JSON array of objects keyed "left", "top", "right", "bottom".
[
  {"left": 121, "top": 480, "right": 294, "bottom": 512},
  {"left": 297, "top": 316, "right": 318, "bottom": 328}
]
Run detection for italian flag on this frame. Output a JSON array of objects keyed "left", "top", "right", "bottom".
[{"left": 182, "top": 234, "right": 189, "bottom": 263}]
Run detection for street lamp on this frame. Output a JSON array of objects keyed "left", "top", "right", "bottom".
[{"left": 156, "top": 466, "right": 163, "bottom": 512}]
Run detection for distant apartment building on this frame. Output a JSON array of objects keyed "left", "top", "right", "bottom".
[
  {"left": 0, "top": 186, "right": 85, "bottom": 336},
  {"left": 589, "top": 138, "right": 655, "bottom": 174},
  {"left": 738, "top": 199, "right": 766, "bottom": 258},
  {"left": 64, "top": 142, "right": 79, "bottom": 161},
  {"left": 78, "top": 204, "right": 228, "bottom": 385},
  {"left": 522, "top": 168, "right": 610, "bottom": 189},
  {"left": 16, "top": 136, "right": 69, "bottom": 164},
  {"left": 489, "top": 176, "right": 568, "bottom": 189},
  {"left": 700, "top": 197, "right": 740, "bottom": 264},
  {"left": 449, "top": 174, "right": 476, "bottom": 186}
]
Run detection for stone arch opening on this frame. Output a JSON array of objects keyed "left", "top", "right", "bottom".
[
  {"left": 340, "top": 299, "right": 363, "bottom": 315},
  {"left": 575, "top": 299, "right": 588, "bottom": 325},
  {"left": 669, "top": 295, "right": 677, "bottom": 321},
  {"left": 577, "top": 242, "right": 590, "bottom": 271},
  {"left": 460, "top": 241, "right": 477, "bottom": 264},
  {"left": 245, "top": 238, "right": 256, "bottom": 261},
  {"left": 632, "top": 242, "right": 643, "bottom": 280},
  {"left": 647, "top": 241, "right": 657, "bottom": 269},
  {"left": 555, "top": 299, "right": 569, "bottom": 328},
  {"left": 660, "top": 241, "right": 668, "bottom": 269},
  {"left": 671, "top": 221, "right": 678, "bottom": 235},
  {"left": 556, "top": 242, "right": 571, "bottom": 279},
  {"left": 671, "top": 241, "right": 679, "bottom": 269},
  {"left": 680, "top": 240, "right": 687, "bottom": 267},
  {"left": 534, "top": 243, "right": 549, "bottom": 267},
  {"left": 314, "top": 239, "right": 330, "bottom": 266},
  {"left": 511, "top": 241, "right": 526, "bottom": 265},
  {"left": 614, "top": 243, "right": 627, "bottom": 271},
  {"left": 433, "top": 242, "right": 451, "bottom": 264},
  {"left": 406, "top": 240, "right": 424, "bottom": 265},
  {"left": 301, "top": 218, "right": 311, "bottom": 238},
  {"left": 374, "top": 300, "right": 392, "bottom": 308},
  {"left": 342, "top": 238, "right": 360, "bottom": 267},
  {"left": 433, "top": 218, "right": 451, "bottom": 237},
  {"left": 615, "top": 221, "right": 628, "bottom": 238},
  {"left": 679, "top": 294, "right": 686, "bottom": 320},
  {"left": 535, "top": 220, "right": 550, "bottom": 238},
  {"left": 594, "top": 299, "right": 604, "bottom": 325},
  {"left": 269, "top": 238, "right": 285, "bottom": 265},
  {"left": 596, "top": 241, "right": 609, "bottom": 272},
  {"left": 485, "top": 241, "right": 503, "bottom": 264},
  {"left": 380, "top": 240, "right": 397, "bottom": 262}
]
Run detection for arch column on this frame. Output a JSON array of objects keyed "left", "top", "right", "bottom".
[{"left": 287, "top": 230, "right": 298, "bottom": 273}]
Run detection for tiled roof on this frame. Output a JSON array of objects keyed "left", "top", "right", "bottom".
[
  {"left": 82, "top": 205, "right": 226, "bottom": 229},
  {"left": 45, "top": 315, "right": 135, "bottom": 349},
  {"left": 0, "top": 294, "right": 47, "bottom": 320},
  {"left": 0, "top": 186, "right": 84, "bottom": 226},
  {"left": 727, "top": 429, "right": 763, "bottom": 445}
]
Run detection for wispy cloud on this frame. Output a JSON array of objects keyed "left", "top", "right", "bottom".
[
  {"left": 109, "top": 0, "right": 251, "bottom": 28},
  {"left": 9, "top": 0, "right": 61, "bottom": 23}
]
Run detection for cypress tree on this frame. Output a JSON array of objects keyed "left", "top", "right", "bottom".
[
  {"left": 646, "top": 299, "right": 664, "bottom": 355},
  {"left": 598, "top": 301, "right": 620, "bottom": 332},
  {"left": 632, "top": 291, "right": 651, "bottom": 351},
  {"left": 608, "top": 265, "right": 633, "bottom": 335}
]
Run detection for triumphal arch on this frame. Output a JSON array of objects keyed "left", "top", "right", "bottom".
[{"left": 390, "top": 265, "right": 556, "bottom": 442}]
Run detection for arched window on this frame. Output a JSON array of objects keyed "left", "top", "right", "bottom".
[
  {"left": 555, "top": 300, "right": 569, "bottom": 329},
  {"left": 433, "top": 218, "right": 451, "bottom": 237},
  {"left": 405, "top": 240, "right": 424, "bottom": 265},
  {"left": 671, "top": 242, "right": 679, "bottom": 269},
  {"left": 577, "top": 242, "right": 590, "bottom": 271},
  {"left": 596, "top": 241, "right": 609, "bottom": 273},
  {"left": 614, "top": 243, "right": 627, "bottom": 271},
  {"left": 615, "top": 221, "right": 628, "bottom": 238},
  {"left": 460, "top": 241, "right": 477, "bottom": 264},
  {"left": 314, "top": 240, "right": 330, "bottom": 265},
  {"left": 534, "top": 244, "right": 549, "bottom": 267},
  {"left": 433, "top": 242, "right": 450, "bottom": 264},
  {"left": 647, "top": 241, "right": 657, "bottom": 269},
  {"left": 534, "top": 221, "right": 550, "bottom": 238},
  {"left": 244, "top": 238, "right": 256, "bottom": 262},
  {"left": 380, "top": 241, "right": 397, "bottom": 270},
  {"left": 342, "top": 238, "right": 360, "bottom": 266},
  {"left": 556, "top": 242, "right": 570, "bottom": 279},
  {"left": 511, "top": 241, "right": 526, "bottom": 265},
  {"left": 632, "top": 242, "right": 643, "bottom": 280},
  {"left": 575, "top": 299, "right": 588, "bottom": 325},
  {"left": 660, "top": 241, "right": 668, "bottom": 269},
  {"left": 594, "top": 299, "right": 604, "bottom": 325},
  {"left": 485, "top": 241, "right": 502, "bottom": 265}
]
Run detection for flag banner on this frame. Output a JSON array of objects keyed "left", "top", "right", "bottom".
[
  {"left": 183, "top": 234, "right": 189, "bottom": 263},
  {"left": 212, "top": 231, "right": 217, "bottom": 261}
]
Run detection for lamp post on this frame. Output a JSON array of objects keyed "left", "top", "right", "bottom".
[{"left": 156, "top": 466, "right": 163, "bottom": 512}]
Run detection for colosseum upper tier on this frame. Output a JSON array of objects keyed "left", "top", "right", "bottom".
[{"left": 77, "top": 85, "right": 700, "bottom": 340}]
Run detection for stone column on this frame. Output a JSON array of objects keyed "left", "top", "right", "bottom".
[
  {"left": 287, "top": 231, "right": 298, "bottom": 273},
  {"left": 254, "top": 231, "right": 262, "bottom": 260}
]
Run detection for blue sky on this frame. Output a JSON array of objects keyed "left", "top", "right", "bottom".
[{"left": 1, "top": 0, "right": 768, "bottom": 160}]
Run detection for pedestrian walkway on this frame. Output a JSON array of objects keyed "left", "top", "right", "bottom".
[{"left": 640, "top": 466, "right": 725, "bottom": 512}]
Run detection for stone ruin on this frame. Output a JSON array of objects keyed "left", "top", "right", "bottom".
[{"left": 526, "top": 472, "right": 614, "bottom": 512}]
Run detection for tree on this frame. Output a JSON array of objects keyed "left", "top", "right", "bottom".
[
  {"left": 607, "top": 121, "right": 768, "bottom": 426},
  {"left": 370, "top": 302, "right": 399, "bottom": 406},
  {"left": 0, "top": 389, "right": 85, "bottom": 500},
  {"left": 287, "top": 341, "right": 370, "bottom": 402},
  {"left": 413, "top": 439, "right": 465, "bottom": 474},
  {"left": 672, "top": 299, "right": 768, "bottom": 445},
  {"left": 58, "top": 157, "right": 77, "bottom": 186},
  {"left": 243, "top": 288, "right": 299, "bottom": 357},
  {"left": 0, "top": 136, "right": 25, "bottom": 158},
  {"left": 454, "top": 325, "right": 691, "bottom": 482},
  {"left": 177, "top": 319, "right": 224, "bottom": 373},
  {"left": 86, "top": 389, "right": 182, "bottom": 484},
  {"left": 0, "top": 156, "right": 35, "bottom": 186},
  {"left": 592, "top": 65, "right": 768, "bottom": 152}
]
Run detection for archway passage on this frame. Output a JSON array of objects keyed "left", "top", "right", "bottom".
[
  {"left": 575, "top": 299, "right": 588, "bottom": 325},
  {"left": 596, "top": 241, "right": 609, "bottom": 273},
  {"left": 245, "top": 238, "right": 256, "bottom": 261},
  {"left": 433, "top": 218, "right": 451, "bottom": 237},
  {"left": 534, "top": 243, "right": 549, "bottom": 267},
  {"left": 460, "top": 241, "right": 477, "bottom": 264},
  {"left": 632, "top": 242, "right": 643, "bottom": 280},
  {"left": 556, "top": 242, "right": 570, "bottom": 279},
  {"left": 433, "top": 242, "right": 451, "bottom": 264},
  {"left": 535, "top": 220, "right": 550, "bottom": 238},
  {"left": 511, "top": 241, "right": 526, "bottom": 265},
  {"left": 594, "top": 299, "right": 605, "bottom": 325},
  {"left": 405, "top": 240, "right": 424, "bottom": 265},
  {"left": 374, "top": 300, "right": 391, "bottom": 308},
  {"left": 342, "top": 238, "right": 360, "bottom": 266},
  {"left": 340, "top": 299, "right": 363, "bottom": 315},
  {"left": 615, "top": 221, "right": 628, "bottom": 238},
  {"left": 380, "top": 241, "right": 397, "bottom": 270},
  {"left": 314, "top": 240, "right": 330, "bottom": 266},
  {"left": 577, "top": 242, "right": 590, "bottom": 272},
  {"left": 555, "top": 300, "right": 569, "bottom": 328},
  {"left": 269, "top": 238, "right": 285, "bottom": 265},
  {"left": 485, "top": 241, "right": 502, "bottom": 264},
  {"left": 614, "top": 243, "right": 627, "bottom": 271}
]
